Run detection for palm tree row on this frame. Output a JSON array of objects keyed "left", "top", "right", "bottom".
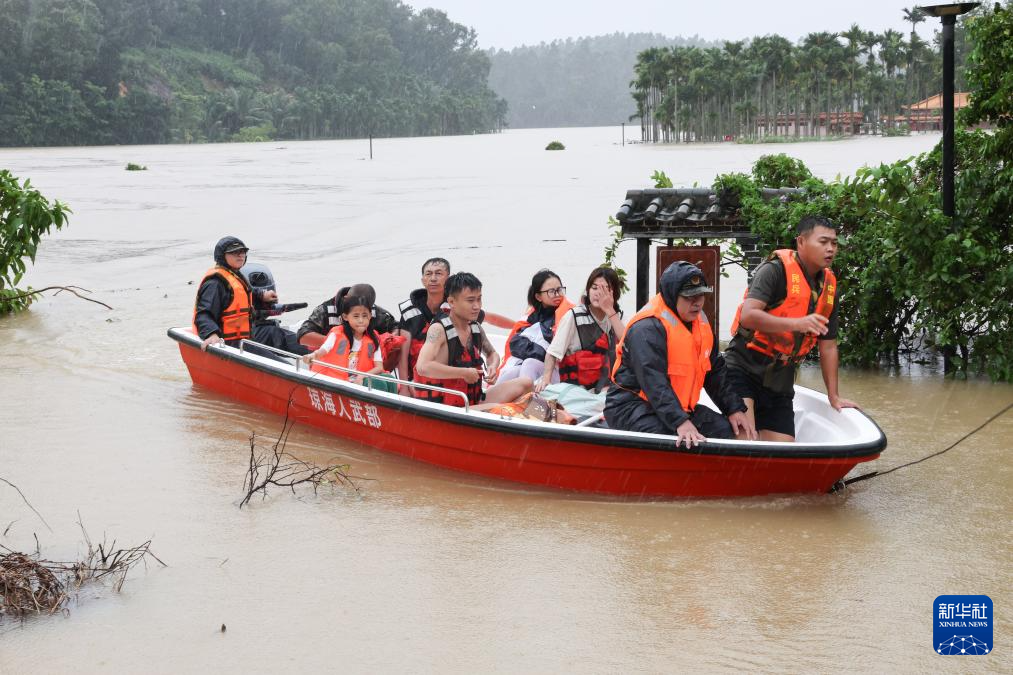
[{"left": 631, "top": 9, "right": 949, "bottom": 143}]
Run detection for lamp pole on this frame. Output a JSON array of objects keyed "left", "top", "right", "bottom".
[{"left": 917, "top": 3, "right": 980, "bottom": 217}]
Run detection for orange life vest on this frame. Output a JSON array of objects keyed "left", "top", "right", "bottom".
[
  {"left": 611, "top": 294, "right": 713, "bottom": 411},
  {"left": 729, "top": 249, "right": 837, "bottom": 363},
  {"left": 193, "top": 266, "right": 253, "bottom": 342},
  {"left": 557, "top": 305, "right": 615, "bottom": 390},
  {"left": 499, "top": 298, "right": 575, "bottom": 372},
  {"left": 311, "top": 329, "right": 378, "bottom": 379},
  {"left": 413, "top": 314, "right": 485, "bottom": 407}
]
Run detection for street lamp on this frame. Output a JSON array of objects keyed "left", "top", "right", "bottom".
[{"left": 916, "top": 3, "right": 980, "bottom": 217}]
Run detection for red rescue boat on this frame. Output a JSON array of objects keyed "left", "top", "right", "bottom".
[{"left": 170, "top": 327, "right": 886, "bottom": 498}]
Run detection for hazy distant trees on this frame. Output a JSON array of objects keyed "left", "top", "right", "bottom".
[{"left": 488, "top": 33, "right": 719, "bottom": 129}]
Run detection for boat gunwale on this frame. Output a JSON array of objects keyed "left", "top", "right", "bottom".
[{"left": 169, "top": 327, "right": 887, "bottom": 461}]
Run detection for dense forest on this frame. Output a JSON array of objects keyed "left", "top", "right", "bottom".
[
  {"left": 487, "top": 33, "right": 718, "bottom": 129},
  {"left": 631, "top": 7, "right": 980, "bottom": 142},
  {"left": 0, "top": 0, "right": 507, "bottom": 146}
]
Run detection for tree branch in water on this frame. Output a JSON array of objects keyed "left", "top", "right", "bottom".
[
  {"left": 0, "top": 523, "right": 166, "bottom": 619},
  {"left": 0, "top": 476, "right": 53, "bottom": 533},
  {"left": 240, "top": 399, "right": 361, "bottom": 508},
  {"left": 2, "top": 285, "right": 113, "bottom": 310}
]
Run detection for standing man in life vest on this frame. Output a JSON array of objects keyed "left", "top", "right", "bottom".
[
  {"left": 414, "top": 272, "right": 532, "bottom": 407},
  {"left": 725, "top": 215, "right": 859, "bottom": 442},
  {"left": 605, "top": 262, "right": 755, "bottom": 447},
  {"left": 194, "top": 236, "right": 278, "bottom": 351}
]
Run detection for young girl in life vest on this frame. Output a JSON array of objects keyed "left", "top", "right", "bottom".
[{"left": 302, "top": 296, "right": 385, "bottom": 383}]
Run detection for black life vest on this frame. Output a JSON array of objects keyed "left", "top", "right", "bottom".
[
  {"left": 412, "top": 313, "right": 485, "bottom": 407},
  {"left": 557, "top": 305, "right": 616, "bottom": 391},
  {"left": 399, "top": 288, "right": 438, "bottom": 381}
]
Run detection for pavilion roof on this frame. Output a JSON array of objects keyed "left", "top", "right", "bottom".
[
  {"left": 904, "top": 92, "right": 971, "bottom": 111},
  {"left": 616, "top": 187, "right": 803, "bottom": 237}
]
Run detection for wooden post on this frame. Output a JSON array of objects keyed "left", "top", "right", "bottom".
[
  {"left": 621, "top": 122, "right": 625, "bottom": 146},
  {"left": 369, "top": 135, "right": 373, "bottom": 160},
  {"left": 636, "top": 238, "right": 650, "bottom": 310}
]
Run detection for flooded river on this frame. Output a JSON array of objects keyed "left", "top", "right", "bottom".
[{"left": 1, "top": 128, "right": 1010, "bottom": 672}]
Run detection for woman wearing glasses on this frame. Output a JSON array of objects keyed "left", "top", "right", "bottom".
[
  {"left": 497, "top": 269, "right": 574, "bottom": 384},
  {"left": 535, "top": 267, "right": 625, "bottom": 394}
]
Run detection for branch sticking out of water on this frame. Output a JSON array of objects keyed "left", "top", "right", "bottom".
[
  {"left": 2, "top": 285, "right": 113, "bottom": 310},
  {"left": 239, "top": 401, "right": 360, "bottom": 508},
  {"left": 0, "top": 477, "right": 52, "bottom": 533}
]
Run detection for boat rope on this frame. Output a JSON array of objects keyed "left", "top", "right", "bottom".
[{"left": 832, "top": 400, "right": 1013, "bottom": 492}]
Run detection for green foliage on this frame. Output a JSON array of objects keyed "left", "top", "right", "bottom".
[
  {"left": 545, "top": 141, "right": 565, "bottom": 150},
  {"left": 961, "top": 3, "right": 1013, "bottom": 134},
  {"left": 601, "top": 216, "right": 629, "bottom": 293},
  {"left": 650, "top": 170, "right": 673, "bottom": 188},
  {"left": 0, "top": 0, "right": 508, "bottom": 147},
  {"left": 1, "top": 171, "right": 71, "bottom": 313},
  {"left": 231, "top": 124, "right": 276, "bottom": 143},
  {"left": 125, "top": 163, "right": 147, "bottom": 171},
  {"left": 642, "top": 131, "right": 1012, "bottom": 379},
  {"left": 751, "top": 154, "right": 813, "bottom": 188},
  {"left": 882, "top": 123, "right": 910, "bottom": 137}
]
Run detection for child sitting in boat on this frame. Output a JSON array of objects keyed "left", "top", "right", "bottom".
[{"left": 302, "top": 296, "right": 385, "bottom": 384}]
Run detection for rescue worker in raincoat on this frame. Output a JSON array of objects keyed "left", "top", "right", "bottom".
[
  {"left": 193, "top": 236, "right": 276, "bottom": 351},
  {"left": 605, "top": 261, "right": 756, "bottom": 447}
]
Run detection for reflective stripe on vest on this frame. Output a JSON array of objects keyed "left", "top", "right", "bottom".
[
  {"left": 413, "top": 314, "right": 485, "bottom": 407},
  {"left": 193, "top": 266, "right": 253, "bottom": 341},
  {"left": 311, "top": 329, "right": 377, "bottom": 379},
  {"left": 611, "top": 294, "right": 713, "bottom": 411},
  {"left": 729, "top": 249, "right": 837, "bottom": 363}
]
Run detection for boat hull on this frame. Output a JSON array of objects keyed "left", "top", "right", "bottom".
[{"left": 173, "top": 329, "right": 884, "bottom": 498}]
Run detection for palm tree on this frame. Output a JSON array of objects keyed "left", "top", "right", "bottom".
[
  {"left": 879, "top": 29, "right": 906, "bottom": 127},
  {"left": 841, "top": 24, "right": 865, "bottom": 114},
  {"left": 902, "top": 7, "right": 926, "bottom": 112}
]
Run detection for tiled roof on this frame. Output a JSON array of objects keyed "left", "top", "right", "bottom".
[
  {"left": 616, "top": 187, "right": 803, "bottom": 236},
  {"left": 904, "top": 92, "right": 971, "bottom": 111}
]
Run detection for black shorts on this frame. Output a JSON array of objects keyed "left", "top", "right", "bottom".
[{"left": 725, "top": 366, "right": 796, "bottom": 437}]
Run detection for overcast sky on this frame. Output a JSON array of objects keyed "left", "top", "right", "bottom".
[{"left": 416, "top": 0, "right": 946, "bottom": 50}]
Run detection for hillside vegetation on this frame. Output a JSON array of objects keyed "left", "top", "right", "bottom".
[{"left": 0, "top": 0, "right": 507, "bottom": 146}]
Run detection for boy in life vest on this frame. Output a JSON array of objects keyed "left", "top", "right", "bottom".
[
  {"left": 605, "top": 262, "right": 755, "bottom": 447},
  {"left": 194, "top": 236, "right": 277, "bottom": 351},
  {"left": 725, "top": 215, "right": 859, "bottom": 442},
  {"left": 413, "top": 272, "right": 532, "bottom": 408},
  {"left": 302, "top": 296, "right": 385, "bottom": 383},
  {"left": 396, "top": 258, "right": 512, "bottom": 395}
]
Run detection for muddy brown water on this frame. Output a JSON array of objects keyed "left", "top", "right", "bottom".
[{"left": 1, "top": 129, "right": 1010, "bottom": 672}]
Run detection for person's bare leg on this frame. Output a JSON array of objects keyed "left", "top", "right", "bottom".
[
  {"left": 484, "top": 377, "right": 533, "bottom": 404},
  {"left": 737, "top": 397, "right": 757, "bottom": 441},
  {"left": 739, "top": 396, "right": 794, "bottom": 442}
]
